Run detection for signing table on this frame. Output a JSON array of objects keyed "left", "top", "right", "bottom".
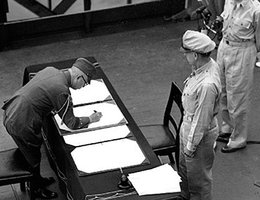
[{"left": 23, "top": 57, "right": 180, "bottom": 200}]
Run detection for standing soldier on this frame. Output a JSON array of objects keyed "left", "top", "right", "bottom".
[
  {"left": 216, "top": 0, "right": 260, "bottom": 153},
  {"left": 176, "top": 30, "right": 221, "bottom": 200}
]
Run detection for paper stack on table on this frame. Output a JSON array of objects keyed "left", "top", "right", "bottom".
[
  {"left": 128, "top": 164, "right": 181, "bottom": 196},
  {"left": 71, "top": 138, "right": 147, "bottom": 174},
  {"left": 63, "top": 125, "right": 131, "bottom": 146}
]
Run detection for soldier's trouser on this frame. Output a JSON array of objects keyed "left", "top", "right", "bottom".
[
  {"left": 179, "top": 119, "right": 218, "bottom": 200},
  {"left": 217, "top": 39, "right": 256, "bottom": 148},
  {"left": 3, "top": 112, "right": 44, "bottom": 189}
]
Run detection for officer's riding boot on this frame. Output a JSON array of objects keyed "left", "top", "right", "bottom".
[{"left": 32, "top": 165, "right": 58, "bottom": 199}]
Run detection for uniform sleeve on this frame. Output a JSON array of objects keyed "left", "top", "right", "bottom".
[
  {"left": 254, "top": 7, "right": 260, "bottom": 52},
  {"left": 186, "top": 83, "right": 218, "bottom": 152},
  {"left": 56, "top": 93, "right": 90, "bottom": 129}
]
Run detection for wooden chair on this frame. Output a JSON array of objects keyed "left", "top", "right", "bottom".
[
  {"left": 0, "top": 148, "right": 35, "bottom": 200},
  {"left": 139, "top": 82, "right": 184, "bottom": 168}
]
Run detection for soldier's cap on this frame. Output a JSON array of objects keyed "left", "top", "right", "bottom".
[
  {"left": 180, "top": 30, "right": 216, "bottom": 54},
  {"left": 73, "top": 58, "right": 97, "bottom": 77}
]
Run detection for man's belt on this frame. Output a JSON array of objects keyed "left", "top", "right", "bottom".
[{"left": 223, "top": 38, "right": 254, "bottom": 47}]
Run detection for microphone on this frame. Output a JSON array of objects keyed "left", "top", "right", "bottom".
[{"left": 118, "top": 168, "right": 132, "bottom": 189}]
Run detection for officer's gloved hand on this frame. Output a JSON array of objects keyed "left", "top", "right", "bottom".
[{"left": 89, "top": 112, "right": 103, "bottom": 123}]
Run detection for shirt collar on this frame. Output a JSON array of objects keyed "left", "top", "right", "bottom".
[
  {"left": 184, "top": 59, "right": 212, "bottom": 84},
  {"left": 232, "top": 0, "right": 248, "bottom": 8},
  {"left": 193, "top": 59, "right": 212, "bottom": 76},
  {"left": 63, "top": 70, "right": 71, "bottom": 86}
]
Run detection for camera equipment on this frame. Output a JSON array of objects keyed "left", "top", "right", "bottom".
[
  {"left": 196, "top": 6, "right": 211, "bottom": 24},
  {"left": 196, "top": 6, "right": 223, "bottom": 44},
  {"left": 212, "top": 16, "right": 223, "bottom": 31}
]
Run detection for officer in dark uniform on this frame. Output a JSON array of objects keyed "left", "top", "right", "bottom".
[{"left": 2, "top": 58, "right": 102, "bottom": 199}]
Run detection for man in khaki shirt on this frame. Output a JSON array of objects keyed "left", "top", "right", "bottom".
[
  {"left": 216, "top": 0, "right": 260, "bottom": 153},
  {"left": 177, "top": 30, "right": 221, "bottom": 200}
]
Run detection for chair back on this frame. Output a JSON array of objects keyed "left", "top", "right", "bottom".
[
  {"left": 163, "top": 82, "right": 183, "bottom": 170},
  {"left": 163, "top": 82, "right": 184, "bottom": 139},
  {"left": 163, "top": 82, "right": 184, "bottom": 148}
]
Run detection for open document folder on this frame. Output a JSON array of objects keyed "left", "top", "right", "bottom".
[
  {"left": 128, "top": 164, "right": 181, "bottom": 195},
  {"left": 71, "top": 138, "right": 147, "bottom": 175},
  {"left": 69, "top": 79, "right": 112, "bottom": 105},
  {"left": 54, "top": 100, "right": 127, "bottom": 135}
]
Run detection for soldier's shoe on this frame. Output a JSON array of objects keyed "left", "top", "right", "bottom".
[
  {"left": 216, "top": 132, "right": 231, "bottom": 143},
  {"left": 33, "top": 188, "right": 58, "bottom": 199},
  {"left": 221, "top": 145, "right": 246, "bottom": 153}
]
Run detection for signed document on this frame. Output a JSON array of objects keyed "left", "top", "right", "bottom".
[
  {"left": 54, "top": 100, "right": 127, "bottom": 135},
  {"left": 69, "top": 79, "right": 112, "bottom": 105},
  {"left": 63, "top": 125, "right": 131, "bottom": 146}
]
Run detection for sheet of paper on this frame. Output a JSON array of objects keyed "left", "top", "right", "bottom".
[
  {"left": 54, "top": 100, "right": 127, "bottom": 133},
  {"left": 128, "top": 164, "right": 181, "bottom": 195},
  {"left": 63, "top": 125, "right": 131, "bottom": 146},
  {"left": 71, "top": 138, "right": 146, "bottom": 174},
  {"left": 70, "top": 79, "right": 112, "bottom": 105}
]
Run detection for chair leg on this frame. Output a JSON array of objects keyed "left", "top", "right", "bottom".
[
  {"left": 28, "top": 181, "right": 35, "bottom": 200},
  {"left": 20, "top": 181, "right": 35, "bottom": 200},
  {"left": 168, "top": 153, "right": 175, "bottom": 164},
  {"left": 20, "top": 182, "right": 26, "bottom": 191},
  {"left": 157, "top": 156, "right": 163, "bottom": 164}
]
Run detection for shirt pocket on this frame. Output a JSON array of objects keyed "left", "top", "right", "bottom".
[
  {"left": 222, "top": 11, "right": 229, "bottom": 20},
  {"left": 182, "top": 90, "right": 197, "bottom": 115},
  {"left": 232, "top": 18, "right": 251, "bottom": 37}
]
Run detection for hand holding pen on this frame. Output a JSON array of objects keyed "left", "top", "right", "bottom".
[{"left": 89, "top": 110, "right": 103, "bottom": 123}]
